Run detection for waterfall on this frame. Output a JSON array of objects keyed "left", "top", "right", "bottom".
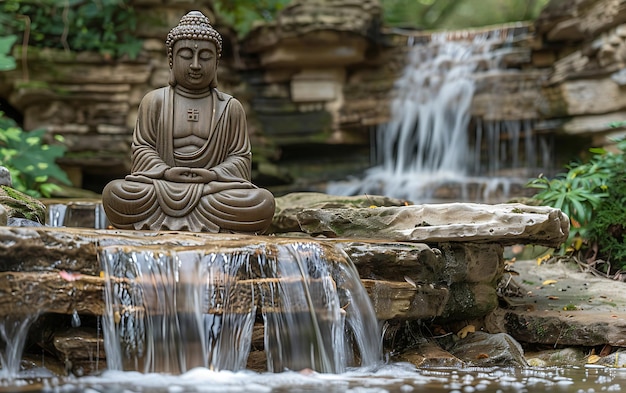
[
  {"left": 47, "top": 202, "right": 109, "bottom": 228},
  {"left": 328, "top": 27, "right": 551, "bottom": 203},
  {"left": 101, "top": 242, "right": 381, "bottom": 374},
  {"left": 0, "top": 314, "right": 40, "bottom": 380}
]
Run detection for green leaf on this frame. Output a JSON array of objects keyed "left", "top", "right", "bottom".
[
  {"left": 0, "top": 35, "right": 17, "bottom": 56},
  {"left": 26, "top": 136, "right": 40, "bottom": 146},
  {"left": 0, "top": 54, "right": 17, "bottom": 71},
  {"left": 0, "top": 35, "right": 18, "bottom": 71}
]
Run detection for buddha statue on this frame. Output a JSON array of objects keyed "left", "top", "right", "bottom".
[{"left": 102, "top": 11, "right": 275, "bottom": 233}]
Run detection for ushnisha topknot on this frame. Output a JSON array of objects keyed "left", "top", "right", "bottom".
[{"left": 165, "top": 11, "right": 223, "bottom": 68}]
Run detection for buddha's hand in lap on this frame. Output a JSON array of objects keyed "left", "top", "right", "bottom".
[{"left": 164, "top": 167, "right": 217, "bottom": 183}]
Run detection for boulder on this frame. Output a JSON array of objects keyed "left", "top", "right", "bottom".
[{"left": 448, "top": 331, "right": 528, "bottom": 367}]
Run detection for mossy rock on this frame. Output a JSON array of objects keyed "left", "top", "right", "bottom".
[{"left": 0, "top": 185, "right": 47, "bottom": 225}]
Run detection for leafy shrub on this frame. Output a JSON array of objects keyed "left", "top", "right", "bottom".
[
  {"left": 527, "top": 138, "right": 626, "bottom": 274},
  {"left": 0, "top": 0, "right": 142, "bottom": 59},
  {"left": 0, "top": 112, "right": 71, "bottom": 198},
  {"left": 586, "top": 139, "right": 626, "bottom": 272},
  {"left": 213, "top": 0, "right": 290, "bottom": 37},
  {"left": 526, "top": 149, "right": 612, "bottom": 245}
]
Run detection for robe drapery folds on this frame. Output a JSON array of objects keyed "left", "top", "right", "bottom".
[{"left": 102, "top": 87, "right": 275, "bottom": 232}]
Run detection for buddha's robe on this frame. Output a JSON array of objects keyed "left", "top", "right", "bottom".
[{"left": 102, "top": 86, "right": 275, "bottom": 233}]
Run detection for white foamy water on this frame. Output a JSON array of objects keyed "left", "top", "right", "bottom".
[{"left": 19, "top": 363, "right": 625, "bottom": 393}]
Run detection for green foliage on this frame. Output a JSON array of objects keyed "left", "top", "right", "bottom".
[
  {"left": 383, "top": 0, "right": 550, "bottom": 31},
  {"left": 528, "top": 139, "right": 626, "bottom": 273},
  {"left": 211, "top": 0, "right": 550, "bottom": 36},
  {"left": 527, "top": 147, "right": 614, "bottom": 247},
  {"left": 0, "top": 113, "right": 71, "bottom": 198},
  {"left": 0, "top": 35, "right": 17, "bottom": 71},
  {"left": 586, "top": 139, "right": 626, "bottom": 271},
  {"left": 213, "top": 0, "right": 291, "bottom": 37},
  {"left": 0, "top": 0, "right": 142, "bottom": 59}
]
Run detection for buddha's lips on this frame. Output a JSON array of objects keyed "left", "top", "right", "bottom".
[{"left": 188, "top": 72, "right": 203, "bottom": 79}]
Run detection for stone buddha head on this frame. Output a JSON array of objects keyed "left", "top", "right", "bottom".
[{"left": 165, "top": 11, "right": 223, "bottom": 89}]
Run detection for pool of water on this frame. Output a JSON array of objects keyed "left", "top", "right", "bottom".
[{"left": 3, "top": 363, "right": 625, "bottom": 393}]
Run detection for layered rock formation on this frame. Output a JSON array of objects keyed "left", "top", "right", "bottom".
[
  {"left": 534, "top": 0, "right": 626, "bottom": 146},
  {"left": 0, "top": 192, "right": 569, "bottom": 374}
]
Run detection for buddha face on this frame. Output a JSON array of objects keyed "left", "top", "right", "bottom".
[{"left": 172, "top": 39, "right": 217, "bottom": 90}]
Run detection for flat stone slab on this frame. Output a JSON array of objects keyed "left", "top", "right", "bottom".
[
  {"left": 297, "top": 203, "right": 569, "bottom": 248},
  {"left": 486, "top": 259, "right": 626, "bottom": 347},
  {"left": 270, "top": 192, "right": 410, "bottom": 233}
]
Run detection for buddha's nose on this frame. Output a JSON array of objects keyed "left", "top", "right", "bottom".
[{"left": 190, "top": 56, "right": 201, "bottom": 70}]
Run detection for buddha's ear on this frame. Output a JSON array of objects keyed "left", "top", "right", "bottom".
[
  {"left": 168, "top": 69, "right": 177, "bottom": 87},
  {"left": 210, "top": 60, "right": 218, "bottom": 88}
]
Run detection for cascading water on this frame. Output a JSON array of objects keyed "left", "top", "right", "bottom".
[
  {"left": 0, "top": 314, "right": 40, "bottom": 380},
  {"left": 101, "top": 242, "right": 381, "bottom": 375},
  {"left": 328, "top": 27, "right": 552, "bottom": 203},
  {"left": 47, "top": 202, "right": 109, "bottom": 228}
]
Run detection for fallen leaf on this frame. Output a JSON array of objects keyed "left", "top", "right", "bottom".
[
  {"left": 476, "top": 353, "right": 489, "bottom": 359},
  {"left": 548, "top": 296, "right": 560, "bottom": 300},
  {"left": 369, "top": 205, "right": 377, "bottom": 208},
  {"left": 599, "top": 344, "right": 612, "bottom": 357},
  {"left": 457, "top": 325, "right": 475, "bottom": 339},
  {"left": 542, "top": 279, "right": 558, "bottom": 286},
  {"left": 537, "top": 254, "right": 552, "bottom": 266},
  {"left": 572, "top": 237, "right": 583, "bottom": 250},
  {"left": 587, "top": 355, "right": 601, "bottom": 364}
]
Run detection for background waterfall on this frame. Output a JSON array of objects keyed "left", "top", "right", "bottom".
[{"left": 328, "top": 27, "right": 552, "bottom": 203}]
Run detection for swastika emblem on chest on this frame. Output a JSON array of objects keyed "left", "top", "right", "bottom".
[{"left": 187, "top": 108, "right": 199, "bottom": 122}]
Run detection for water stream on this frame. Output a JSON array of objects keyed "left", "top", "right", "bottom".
[
  {"left": 100, "top": 242, "right": 381, "bottom": 375},
  {"left": 328, "top": 27, "right": 552, "bottom": 203},
  {"left": 0, "top": 314, "right": 40, "bottom": 380}
]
